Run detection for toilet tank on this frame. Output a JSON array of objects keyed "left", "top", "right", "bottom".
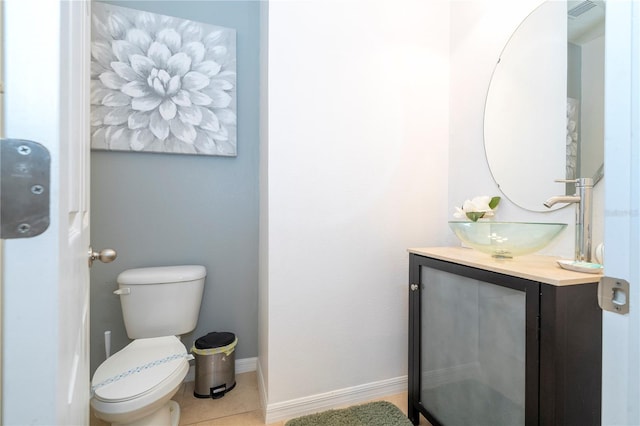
[{"left": 116, "top": 265, "right": 206, "bottom": 339}]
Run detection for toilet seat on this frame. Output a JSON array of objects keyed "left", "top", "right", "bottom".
[
  {"left": 91, "top": 336, "right": 189, "bottom": 424},
  {"left": 92, "top": 336, "right": 188, "bottom": 403}
]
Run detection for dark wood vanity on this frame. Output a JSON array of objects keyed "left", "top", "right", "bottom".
[{"left": 408, "top": 247, "right": 602, "bottom": 426}]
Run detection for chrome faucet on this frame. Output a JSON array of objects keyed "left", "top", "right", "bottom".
[{"left": 543, "top": 178, "right": 593, "bottom": 262}]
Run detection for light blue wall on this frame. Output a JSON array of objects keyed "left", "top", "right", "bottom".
[{"left": 90, "top": 0, "right": 260, "bottom": 374}]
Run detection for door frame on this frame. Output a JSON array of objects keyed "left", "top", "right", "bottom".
[
  {"left": 602, "top": 1, "right": 640, "bottom": 424},
  {"left": 0, "top": 3, "right": 4, "bottom": 421}
]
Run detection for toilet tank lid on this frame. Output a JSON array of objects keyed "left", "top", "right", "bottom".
[{"left": 117, "top": 265, "right": 206, "bottom": 285}]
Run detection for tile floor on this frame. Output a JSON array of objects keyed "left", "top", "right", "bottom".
[{"left": 90, "top": 371, "right": 432, "bottom": 425}]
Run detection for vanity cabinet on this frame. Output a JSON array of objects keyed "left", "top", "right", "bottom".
[{"left": 408, "top": 248, "right": 602, "bottom": 426}]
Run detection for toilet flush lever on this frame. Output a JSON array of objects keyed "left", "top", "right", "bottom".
[{"left": 89, "top": 247, "right": 117, "bottom": 267}]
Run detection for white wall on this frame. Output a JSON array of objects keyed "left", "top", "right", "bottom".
[
  {"left": 261, "top": 0, "right": 450, "bottom": 416},
  {"left": 449, "top": 0, "right": 604, "bottom": 258}
]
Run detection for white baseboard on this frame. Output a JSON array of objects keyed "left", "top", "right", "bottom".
[
  {"left": 257, "top": 361, "right": 268, "bottom": 421},
  {"left": 264, "top": 375, "right": 408, "bottom": 424},
  {"left": 183, "top": 357, "right": 257, "bottom": 383},
  {"left": 236, "top": 357, "right": 258, "bottom": 374}
]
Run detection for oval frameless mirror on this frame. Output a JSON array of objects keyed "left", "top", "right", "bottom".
[{"left": 483, "top": 1, "right": 605, "bottom": 212}]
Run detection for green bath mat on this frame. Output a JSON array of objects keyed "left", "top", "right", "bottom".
[{"left": 284, "top": 401, "right": 414, "bottom": 426}]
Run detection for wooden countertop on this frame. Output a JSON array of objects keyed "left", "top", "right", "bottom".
[{"left": 408, "top": 246, "right": 602, "bottom": 286}]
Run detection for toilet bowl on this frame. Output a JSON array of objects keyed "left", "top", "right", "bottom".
[
  {"left": 91, "top": 265, "right": 206, "bottom": 426},
  {"left": 91, "top": 336, "right": 189, "bottom": 426}
]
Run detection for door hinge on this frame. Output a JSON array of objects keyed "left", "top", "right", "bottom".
[{"left": 0, "top": 139, "right": 51, "bottom": 239}]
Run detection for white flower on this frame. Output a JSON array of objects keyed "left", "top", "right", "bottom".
[
  {"left": 90, "top": 5, "right": 237, "bottom": 156},
  {"left": 453, "top": 195, "right": 500, "bottom": 221}
]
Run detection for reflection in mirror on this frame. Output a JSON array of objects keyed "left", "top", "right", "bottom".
[
  {"left": 483, "top": 1, "right": 605, "bottom": 212},
  {"left": 567, "top": 0, "right": 605, "bottom": 189}
]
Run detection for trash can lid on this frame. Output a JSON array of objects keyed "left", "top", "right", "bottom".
[{"left": 195, "top": 332, "right": 236, "bottom": 349}]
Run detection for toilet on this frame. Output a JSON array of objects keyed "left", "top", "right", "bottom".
[{"left": 91, "top": 265, "right": 206, "bottom": 426}]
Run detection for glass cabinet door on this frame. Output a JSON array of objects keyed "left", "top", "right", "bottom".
[{"left": 414, "top": 261, "right": 539, "bottom": 426}]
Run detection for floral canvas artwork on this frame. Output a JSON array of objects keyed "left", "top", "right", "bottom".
[{"left": 91, "top": 3, "right": 237, "bottom": 156}]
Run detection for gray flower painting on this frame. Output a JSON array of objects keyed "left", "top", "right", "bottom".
[{"left": 91, "top": 3, "right": 237, "bottom": 156}]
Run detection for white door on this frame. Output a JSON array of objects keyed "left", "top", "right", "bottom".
[
  {"left": 602, "top": 1, "right": 640, "bottom": 425},
  {"left": 2, "top": 1, "right": 91, "bottom": 424}
]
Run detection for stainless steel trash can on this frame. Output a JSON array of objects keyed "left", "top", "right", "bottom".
[{"left": 192, "top": 332, "right": 237, "bottom": 399}]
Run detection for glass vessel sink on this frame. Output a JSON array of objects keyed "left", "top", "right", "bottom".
[{"left": 448, "top": 221, "right": 568, "bottom": 258}]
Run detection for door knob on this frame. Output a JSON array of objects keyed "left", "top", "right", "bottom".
[{"left": 89, "top": 247, "right": 117, "bottom": 267}]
